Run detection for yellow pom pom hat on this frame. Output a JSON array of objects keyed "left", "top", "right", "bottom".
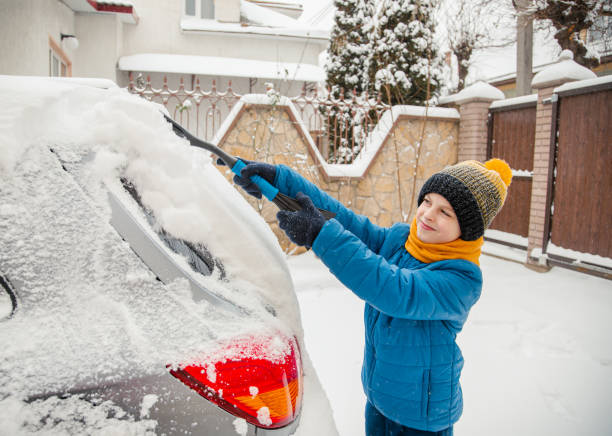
[{"left": 417, "top": 158, "right": 513, "bottom": 241}]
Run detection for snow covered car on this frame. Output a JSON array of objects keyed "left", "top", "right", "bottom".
[{"left": 0, "top": 77, "right": 336, "bottom": 436}]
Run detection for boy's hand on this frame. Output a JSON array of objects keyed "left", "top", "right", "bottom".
[
  {"left": 217, "top": 159, "right": 276, "bottom": 199},
  {"left": 277, "top": 192, "right": 325, "bottom": 249}
]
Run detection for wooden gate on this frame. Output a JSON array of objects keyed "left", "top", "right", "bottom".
[
  {"left": 487, "top": 99, "right": 537, "bottom": 239},
  {"left": 548, "top": 83, "right": 612, "bottom": 259}
]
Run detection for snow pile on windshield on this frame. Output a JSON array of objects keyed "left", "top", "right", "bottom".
[
  {"left": 1, "top": 76, "right": 298, "bottom": 326},
  {"left": 0, "top": 76, "right": 302, "bottom": 395}
]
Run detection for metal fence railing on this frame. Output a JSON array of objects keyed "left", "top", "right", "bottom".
[
  {"left": 128, "top": 73, "right": 390, "bottom": 164},
  {"left": 290, "top": 87, "right": 389, "bottom": 164},
  {"left": 128, "top": 73, "right": 242, "bottom": 144}
]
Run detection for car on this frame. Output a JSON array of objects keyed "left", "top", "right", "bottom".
[{"left": 0, "top": 76, "right": 337, "bottom": 436}]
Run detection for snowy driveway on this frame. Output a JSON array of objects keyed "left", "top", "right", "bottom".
[{"left": 289, "top": 246, "right": 612, "bottom": 436}]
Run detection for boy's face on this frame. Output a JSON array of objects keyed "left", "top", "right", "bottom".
[{"left": 415, "top": 193, "right": 461, "bottom": 244}]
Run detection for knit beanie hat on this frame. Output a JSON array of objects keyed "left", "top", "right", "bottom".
[{"left": 417, "top": 159, "right": 512, "bottom": 241}]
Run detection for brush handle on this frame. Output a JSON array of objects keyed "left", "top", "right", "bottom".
[
  {"left": 163, "top": 113, "right": 335, "bottom": 219},
  {"left": 231, "top": 159, "right": 279, "bottom": 201}
]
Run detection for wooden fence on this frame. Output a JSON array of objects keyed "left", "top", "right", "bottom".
[
  {"left": 487, "top": 80, "right": 612, "bottom": 269},
  {"left": 548, "top": 84, "right": 612, "bottom": 259},
  {"left": 487, "top": 100, "right": 536, "bottom": 239}
]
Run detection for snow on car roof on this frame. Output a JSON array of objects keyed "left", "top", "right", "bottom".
[{"left": 0, "top": 76, "right": 300, "bottom": 397}]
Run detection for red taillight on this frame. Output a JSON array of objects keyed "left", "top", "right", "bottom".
[{"left": 168, "top": 334, "right": 302, "bottom": 429}]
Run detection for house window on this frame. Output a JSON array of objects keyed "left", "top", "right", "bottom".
[
  {"left": 201, "top": 0, "right": 214, "bottom": 19},
  {"left": 185, "top": 0, "right": 196, "bottom": 16},
  {"left": 48, "top": 36, "right": 71, "bottom": 77},
  {"left": 49, "top": 50, "right": 68, "bottom": 77},
  {"left": 185, "top": 0, "right": 214, "bottom": 19}
]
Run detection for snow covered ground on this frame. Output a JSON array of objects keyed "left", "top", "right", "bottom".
[{"left": 290, "top": 246, "right": 612, "bottom": 436}]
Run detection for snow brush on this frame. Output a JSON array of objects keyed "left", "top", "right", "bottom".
[{"left": 163, "top": 114, "right": 336, "bottom": 220}]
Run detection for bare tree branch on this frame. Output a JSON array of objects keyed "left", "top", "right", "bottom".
[{"left": 438, "top": 0, "right": 516, "bottom": 92}]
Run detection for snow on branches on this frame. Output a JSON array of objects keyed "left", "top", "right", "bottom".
[
  {"left": 523, "top": 0, "right": 611, "bottom": 68},
  {"left": 326, "top": 0, "right": 441, "bottom": 106},
  {"left": 326, "top": 0, "right": 375, "bottom": 95},
  {"left": 370, "top": 0, "right": 441, "bottom": 105}
]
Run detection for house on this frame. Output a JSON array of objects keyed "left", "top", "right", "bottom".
[
  {"left": 487, "top": 56, "right": 611, "bottom": 98},
  {"left": 478, "top": 16, "right": 612, "bottom": 98},
  {"left": 0, "top": 0, "right": 330, "bottom": 96}
]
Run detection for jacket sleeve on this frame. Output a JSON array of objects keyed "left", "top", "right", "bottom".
[
  {"left": 312, "top": 219, "right": 483, "bottom": 321},
  {"left": 274, "top": 164, "right": 388, "bottom": 253}
]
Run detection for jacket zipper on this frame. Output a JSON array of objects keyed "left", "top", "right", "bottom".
[
  {"left": 424, "top": 320, "right": 432, "bottom": 418},
  {"left": 422, "top": 369, "right": 431, "bottom": 417}
]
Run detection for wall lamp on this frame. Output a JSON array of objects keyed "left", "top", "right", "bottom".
[{"left": 61, "top": 33, "right": 79, "bottom": 51}]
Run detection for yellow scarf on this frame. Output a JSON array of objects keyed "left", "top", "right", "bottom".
[{"left": 405, "top": 218, "right": 483, "bottom": 266}]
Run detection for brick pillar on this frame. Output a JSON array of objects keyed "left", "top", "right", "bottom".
[
  {"left": 449, "top": 81, "right": 504, "bottom": 162},
  {"left": 457, "top": 101, "right": 492, "bottom": 162},
  {"left": 526, "top": 86, "right": 555, "bottom": 269}
]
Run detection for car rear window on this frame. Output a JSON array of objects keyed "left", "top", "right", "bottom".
[{"left": 120, "top": 177, "right": 225, "bottom": 279}]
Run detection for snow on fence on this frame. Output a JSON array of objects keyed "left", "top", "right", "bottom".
[
  {"left": 128, "top": 73, "right": 241, "bottom": 144},
  {"left": 127, "top": 73, "right": 389, "bottom": 164}
]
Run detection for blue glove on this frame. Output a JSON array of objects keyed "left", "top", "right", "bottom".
[
  {"left": 277, "top": 192, "right": 325, "bottom": 249},
  {"left": 217, "top": 159, "right": 276, "bottom": 199}
]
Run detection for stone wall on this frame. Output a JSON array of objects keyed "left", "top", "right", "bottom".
[{"left": 215, "top": 98, "right": 459, "bottom": 252}]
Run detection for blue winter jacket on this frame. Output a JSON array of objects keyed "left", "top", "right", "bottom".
[{"left": 275, "top": 165, "right": 483, "bottom": 431}]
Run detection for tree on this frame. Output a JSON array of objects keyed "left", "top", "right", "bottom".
[
  {"left": 324, "top": 0, "right": 375, "bottom": 163},
  {"left": 326, "top": 0, "right": 375, "bottom": 95},
  {"left": 524, "top": 0, "right": 612, "bottom": 68},
  {"left": 369, "top": 0, "right": 441, "bottom": 105},
  {"left": 438, "top": 0, "right": 516, "bottom": 92}
]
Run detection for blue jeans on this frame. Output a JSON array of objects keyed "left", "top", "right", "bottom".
[{"left": 365, "top": 401, "right": 453, "bottom": 436}]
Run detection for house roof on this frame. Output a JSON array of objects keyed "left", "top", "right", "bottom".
[
  {"left": 118, "top": 53, "right": 325, "bottom": 82},
  {"left": 61, "top": 0, "right": 138, "bottom": 23}
]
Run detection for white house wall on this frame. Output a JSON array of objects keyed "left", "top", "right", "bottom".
[
  {"left": 215, "top": 0, "right": 241, "bottom": 23},
  {"left": 122, "top": 0, "right": 325, "bottom": 67},
  {"left": 73, "top": 13, "right": 122, "bottom": 81},
  {"left": 0, "top": 0, "right": 75, "bottom": 76},
  {"left": 1, "top": 0, "right": 326, "bottom": 96},
  {"left": 254, "top": 5, "right": 302, "bottom": 20}
]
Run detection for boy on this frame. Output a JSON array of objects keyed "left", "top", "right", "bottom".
[{"left": 231, "top": 158, "right": 512, "bottom": 436}]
